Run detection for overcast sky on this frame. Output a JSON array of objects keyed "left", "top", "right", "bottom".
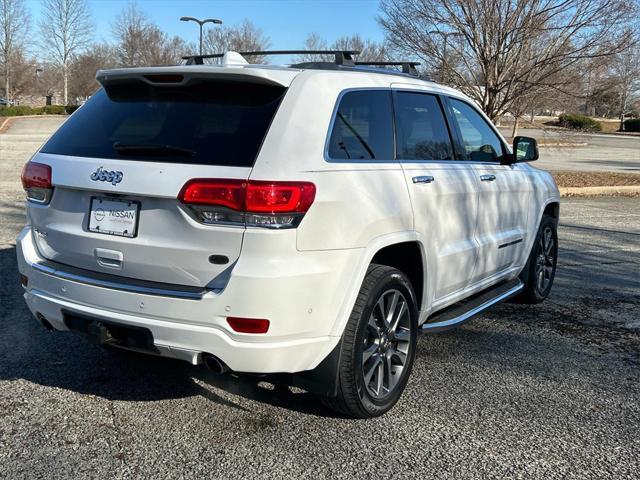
[{"left": 26, "top": 0, "right": 385, "bottom": 49}]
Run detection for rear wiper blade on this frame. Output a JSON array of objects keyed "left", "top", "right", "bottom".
[{"left": 113, "top": 142, "right": 196, "bottom": 157}]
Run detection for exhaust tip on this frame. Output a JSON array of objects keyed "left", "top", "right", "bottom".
[
  {"left": 36, "top": 313, "right": 54, "bottom": 331},
  {"left": 202, "top": 353, "right": 229, "bottom": 375}
]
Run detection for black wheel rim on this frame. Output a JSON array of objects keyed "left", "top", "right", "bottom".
[{"left": 361, "top": 289, "right": 411, "bottom": 400}]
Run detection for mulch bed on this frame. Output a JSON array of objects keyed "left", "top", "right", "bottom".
[{"left": 551, "top": 171, "right": 640, "bottom": 188}]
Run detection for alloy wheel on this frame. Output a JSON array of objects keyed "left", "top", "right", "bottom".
[
  {"left": 361, "top": 289, "right": 411, "bottom": 400},
  {"left": 535, "top": 226, "right": 555, "bottom": 293}
]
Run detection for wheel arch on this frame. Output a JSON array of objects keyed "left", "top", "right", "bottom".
[
  {"left": 543, "top": 200, "right": 560, "bottom": 224},
  {"left": 328, "top": 231, "right": 428, "bottom": 338},
  {"left": 303, "top": 233, "right": 427, "bottom": 400},
  {"left": 370, "top": 241, "right": 424, "bottom": 312},
  {"left": 517, "top": 197, "right": 560, "bottom": 277}
]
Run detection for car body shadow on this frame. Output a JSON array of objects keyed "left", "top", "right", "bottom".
[{"left": 0, "top": 245, "right": 338, "bottom": 417}]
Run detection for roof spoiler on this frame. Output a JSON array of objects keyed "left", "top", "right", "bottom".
[{"left": 95, "top": 65, "right": 296, "bottom": 88}]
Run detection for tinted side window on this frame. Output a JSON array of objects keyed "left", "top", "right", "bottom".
[
  {"left": 395, "top": 92, "right": 453, "bottom": 161},
  {"left": 449, "top": 98, "right": 504, "bottom": 162},
  {"left": 328, "top": 90, "right": 394, "bottom": 160}
]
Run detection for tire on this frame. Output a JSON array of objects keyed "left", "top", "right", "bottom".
[
  {"left": 514, "top": 214, "right": 558, "bottom": 304},
  {"left": 322, "top": 264, "right": 418, "bottom": 418}
]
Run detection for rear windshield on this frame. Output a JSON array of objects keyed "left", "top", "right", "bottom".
[{"left": 40, "top": 79, "right": 286, "bottom": 167}]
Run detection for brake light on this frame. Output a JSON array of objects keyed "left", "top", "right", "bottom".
[
  {"left": 227, "top": 317, "right": 270, "bottom": 334},
  {"left": 178, "top": 179, "right": 316, "bottom": 229},
  {"left": 143, "top": 74, "right": 184, "bottom": 83},
  {"left": 21, "top": 161, "right": 53, "bottom": 204},
  {"left": 180, "top": 179, "right": 246, "bottom": 210},
  {"left": 246, "top": 181, "right": 316, "bottom": 213}
]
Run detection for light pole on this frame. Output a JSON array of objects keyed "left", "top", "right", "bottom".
[
  {"left": 35, "top": 67, "right": 43, "bottom": 100},
  {"left": 180, "top": 16, "right": 223, "bottom": 56},
  {"left": 429, "top": 31, "right": 462, "bottom": 83}
]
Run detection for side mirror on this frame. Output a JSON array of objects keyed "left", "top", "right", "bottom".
[{"left": 512, "top": 136, "right": 539, "bottom": 162}]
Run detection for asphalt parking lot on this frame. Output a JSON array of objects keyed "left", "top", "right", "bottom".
[
  {"left": 498, "top": 127, "right": 640, "bottom": 173},
  {"left": 1, "top": 118, "right": 639, "bottom": 478}
]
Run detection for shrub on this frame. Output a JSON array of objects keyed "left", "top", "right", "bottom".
[
  {"left": 558, "top": 113, "right": 602, "bottom": 132},
  {"left": 623, "top": 118, "right": 640, "bottom": 132},
  {"left": 0, "top": 104, "right": 74, "bottom": 116},
  {"left": 42, "top": 105, "right": 67, "bottom": 115},
  {"left": 0, "top": 105, "right": 40, "bottom": 116}
]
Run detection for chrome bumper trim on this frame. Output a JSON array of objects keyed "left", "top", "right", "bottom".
[{"left": 31, "top": 261, "right": 209, "bottom": 300}]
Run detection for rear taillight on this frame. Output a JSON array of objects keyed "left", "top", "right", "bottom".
[
  {"left": 21, "top": 161, "right": 53, "bottom": 204},
  {"left": 178, "top": 179, "right": 316, "bottom": 229}
]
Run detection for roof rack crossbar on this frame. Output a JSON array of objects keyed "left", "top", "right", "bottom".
[
  {"left": 182, "top": 50, "right": 360, "bottom": 66},
  {"left": 354, "top": 61, "right": 421, "bottom": 76}
]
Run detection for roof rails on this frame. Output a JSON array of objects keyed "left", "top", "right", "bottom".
[
  {"left": 355, "top": 61, "right": 421, "bottom": 76},
  {"left": 183, "top": 50, "right": 360, "bottom": 66}
]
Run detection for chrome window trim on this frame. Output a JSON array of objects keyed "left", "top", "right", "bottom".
[{"left": 31, "top": 261, "right": 213, "bottom": 300}]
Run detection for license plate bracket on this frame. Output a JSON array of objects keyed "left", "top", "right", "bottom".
[{"left": 88, "top": 197, "right": 140, "bottom": 238}]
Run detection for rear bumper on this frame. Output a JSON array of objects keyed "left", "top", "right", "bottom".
[{"left": 16, "top": 226, "right": 360, "bottom": 374}]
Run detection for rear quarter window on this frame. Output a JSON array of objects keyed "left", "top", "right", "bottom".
[
  {"left": 40, "top": 79, "right": 286, "bottom": 167},
  {"left": 327, "top": 90, "right": 394, "bottom": 161}
]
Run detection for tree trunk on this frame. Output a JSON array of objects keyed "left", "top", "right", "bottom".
[
  {"left": 619, "top": 93, "right": 627, "bottom": 132},
  {"left": 4, "top": 73, "right": 9, "bottom": 102},
  {"left": 511, "top": 116, "right": 519, "bottom": 139},
  {"left": 63, "top": 63, "right": 68, "bottom": 106}
]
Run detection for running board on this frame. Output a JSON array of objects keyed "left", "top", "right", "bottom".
[{"left": 421, "top": 279, "right": 523, "bottom": 333}]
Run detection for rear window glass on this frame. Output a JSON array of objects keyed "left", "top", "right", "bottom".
[
  {"left": 40, "top": 79, "right": 286, "bottom": 167},
  {"left": 327, "top": 90, "right": 394, "bottom": 160}
]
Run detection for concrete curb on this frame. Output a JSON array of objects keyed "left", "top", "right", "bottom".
[
  {"left": 0, "top": 114, "right": 67, "bottom": 134},
  {"left": 539, "top": 143, "right": 588, "bottom": 148},
  {"left": 559, "top": 185, "right": 640, "bottom": 197},
  {"left": 0, "top": 117, "right": 12, "bottom": 133}
]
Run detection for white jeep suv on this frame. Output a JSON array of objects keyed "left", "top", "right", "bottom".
[{"left": 17, "top": 51, "right": 559, "bottom": 418}]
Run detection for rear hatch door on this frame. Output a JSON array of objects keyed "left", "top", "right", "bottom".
[{"left": 29, "top": 69, "right": 290, "bottom": 288}]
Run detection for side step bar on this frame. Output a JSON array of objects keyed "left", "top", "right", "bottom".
[{"left": 422, "top": 279, "right": 523, "bottom": 333}]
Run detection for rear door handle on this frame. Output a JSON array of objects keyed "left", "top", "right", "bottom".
[
  {"left": 412, "top": 175, "right": 435, "bottom": 184},
  {"left": 480, "top": 174, "right": 496, "bottom": 182}
]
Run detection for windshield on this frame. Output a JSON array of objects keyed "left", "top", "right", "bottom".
[{"left": 40, "top": 79, "right": 286, "bottom": 167}]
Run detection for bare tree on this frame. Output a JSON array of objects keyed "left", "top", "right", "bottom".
[
  {"left": 612, "top": 38, "right": 640, "bottom": 130},
  {"left": 40, "top": 0, "right": 92, "bottom": 105},
  {"left": 112, "top": 1, "right": 148, "bottom": 67},
  {"left": 380, "top": 0, "right": 636, "bottom": 121},
  {"left": 334, "top": 35, "right": 389, "bottom": 62},
  {"left": 69, "top": 43, "right": 116, "bottom": 101},
  {"left": 113, "top": 2, "right": 193, "bottom": 67},
  {"left": 202, "top": 20, "right": 270, "bottom": 63},
  {"left": 34, "top": 62, "right": 62, "bottom": 99},
  {"left": 0, "top": 0, "right": 30, "bottom": 101},
  {"left": 294, "top": 33, "right": 389, "bottom": 63},
  {"left": 5, "top": 50, "right": 37, "bottom": 99}
]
